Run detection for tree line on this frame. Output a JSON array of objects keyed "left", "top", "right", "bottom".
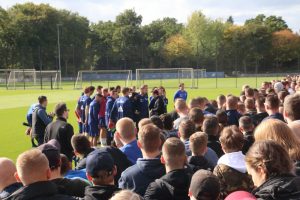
[{"left": 0, "top": 3, "right": 299, "bottom": 76}]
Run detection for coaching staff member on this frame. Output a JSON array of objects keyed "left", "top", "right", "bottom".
[
  {"left": 44, "top": 103, "right": 74, "bottom": 161},
  {"left": 31, "top": 96, "right": 54, "bottom": 146}
]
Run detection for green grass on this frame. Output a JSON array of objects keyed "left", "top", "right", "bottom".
[{"left": 0, "top": 77, "right": 277, "bottom": 161}]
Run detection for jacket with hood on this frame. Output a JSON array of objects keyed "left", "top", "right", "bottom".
[
  {"left": 187, "top": 155, "right": 213, "bottom": 173},
  {"left": 213, "top": 151, "right": 254, "bottom": 199},
  {"left": 81, "top": 185, "right": 120, "bottom": 200},
  {"left": 118, "top": 157, "right": 165, "bottom": 196},
  {"left": 253, "top": 174, "right": 300, "bottom": 200},
  {"left": 4, "top": 181, "right": 76, "bottom": 200},
  {"left": 144, "top": 168, "right": 191, "bottom": 200}
]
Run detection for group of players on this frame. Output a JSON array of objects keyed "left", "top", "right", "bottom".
[{"left": 74, "top": 83, "right": 188, "bottom": 147}]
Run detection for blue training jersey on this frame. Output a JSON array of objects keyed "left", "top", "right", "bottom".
[
  {"left": 105, "top": 96, "right": 115, "bottom": 126},
  {"left": 137, "top": 94, "right": 149, "bottom": 119},
  {"left": 173, "top": 90, "right": 188, "bottom": 101},
  {"left": 79, "top": 95, "right": 92, "bottom": 122},
  {"left": 26, "top": 103, "right": 38, "bottom": 125},
  {"left": 110, "top": 96, "right": 133, "bottom": 122},
  {"left": 88, "top": 99, "right": 100, "bottom": 125}
]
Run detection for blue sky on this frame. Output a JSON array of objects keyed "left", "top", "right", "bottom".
[{"left": 1, "top": 0, "right": 299, "bottom": 31}]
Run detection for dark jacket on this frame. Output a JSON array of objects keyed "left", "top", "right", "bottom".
[
  {"left": 51, "top": 178, "right": 90, "bottom": 198},
  {"left": 137, "top": 94, "right": 149, "bottom": 120},
  {"left": 119, "top": 158, "right": 165, "bottom": 196},
  {"left": 0, "top": 183, "right": 22, "bottom": 199},
  {"left": 149, "top": 96, "right": 166, "bottom": 117},
  {"left": 242, "top": 131, "right": 255, "bottom": 155},
  {"left": 207, "top": 135, "right": 224, "bottom": 158},
  {"left": 75, "top": 148, "right": 95, "bottom": 170},
  {"left": 144, "top": 169, "right": 191, "bottom": 200},
  {"left": 44, "top": 117, "right": 74, "bottom": 161},
  {"left": 253, "top": 174, "right": 300, "bottom": 200},
  {"left": 253, "top": 112, "right": 269, "bottom": 125},
  {"left": 225, "top": 109, "right": 241, "bottom": 126},
  {"left": 81, "top": 185, "right": 120, "bottom": 200},
  {"left": 263, "top": 113, "right": 285, "bottom": 122},
  {"left": 4, "top": 181, "right": 76, "bottom": 200},
  {"left": 187, "top": 155, "right": 213, "bottom": 173},
  {"left": 31, "top": 105, "right": 53, "bottom": 138}
]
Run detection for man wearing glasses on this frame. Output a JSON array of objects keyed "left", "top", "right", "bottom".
[{"left": 44, "top": 103, "right": 74, "bottom": 162}]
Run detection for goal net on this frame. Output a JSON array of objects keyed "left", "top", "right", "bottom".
[
  {"left": 7, "top": 69, "right": 61, "bottom": 89},
  {"left": 194, "top": 69, "right": 207, "bottom": 88},
  {"left": 136, "top": 68, "right": 195, "bottom": 89},
  {"left": 0, "top": 69, "right": 11, "bottom": 89},
  {"left": 75, "top": 70, "right": 132, "bottom": 89}
]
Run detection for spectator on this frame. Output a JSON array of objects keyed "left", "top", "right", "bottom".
[
  {"left": 225, "top": 191, "right": 256, "bottom": 200},
  {"left": 246, "top": 141, "right": 300, "bottom": 199},
  {"left": 7, "top": 149, "right": 75, "bottom": 200},
  {"left": 149, "top": 89, "right": 166, "bottom": 117},
  {"left": 188, "top": 98, "right": 200, "bottom": 109},
  {"left": 244, "top": 99, "right": 257, "bottom": 123},
  {"left": 0, "top": 158, "right": 22, "bottom": 199},
  {"left": 71, "top": 135, "right": 95, "bottom": 170},
  {"left": 245, "top": 88, "right": 255, "bottom": 99},
  {"left": 217, "top": 94, "right": 226, "bottom": 110},
  {"left": 115, "top": 117, "right": 142, "bottom": 164},
  {"left": 283, "top": 93, "right": 300, "bottom": 124},
  {"left": 119, "top": 124, "right": 165, "bottom": 196},
  {"left": 83, "top": 150, "right": 120, "bottom": 200},
  {"left": 60, "top": 154, "right": 87, "bottom": 181},
  {"left": 188, "top": 107, "right": 204, "bottom": 131},
  {"left": 174, "top": 83, "right": 187, "bottom": 102},
  {"left": 38, "top": 143, "right": 90, "bottom": 198},
  {"left": 288, "top": 121, "right": 300, "bottom": 140},
  {"left": 144, "top": 138, "right": 191, "bottom": 200},
  {"left": 138, "top": 118, "right": 153, "bottom": 130},
  {"left": 214, "top": 126, "right": 254, "bottom": 199},
  {"left": 197, "top": 97, "right": 214, "bottom": 116},
  {"left": 173, "top": 99, "right": 189, "bottom": 130},
  {"left": 44, "top": 103, "right": 74, "bottom": 161},
  {"left": 202, "top": 116, "right": 224, "bottom": 158},
  {"left": 160, "top": 113, "right": 178, "bottom": 138},
  {"left": 263, "top": 94, "right": 285, "bottom": 122},
  {"left": 225, "top": 96, "right": 241, "bottom": 126},
  {"left": 189, "top": 170, "right": 220, "bottom": 200},
  {"left": 237, "top": 101, "right": 246, "bottom": 115},
  {"left": 254, "top": 119, "right": 300, "bottom": 175},
  {"left": 216, "top": 110, "right": 228, "bottom": 130},
  {"left": 178, "top": 119, "right": 196, "bottom": 156},
  {"left": 239, "top": 116, "right": 255, "bottom": 154},
  {"left": 32, "top": 96, "right": 54, "bottom": 146},
  {"left": 188, "top": 132, "right": 213, "bottom": 173},
  {"left": 253, "top": 96, "right": 268, "bottom": 124},
  {"left": 110, "top": 190, "right": 142, "bottom": 200},
  {"left": 150, "top": 115, "right": 164, "bottom": 130}
]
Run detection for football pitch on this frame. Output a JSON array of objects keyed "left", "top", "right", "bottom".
[{"left": 0, "top": 77, "right": 275, "bottom": 160}]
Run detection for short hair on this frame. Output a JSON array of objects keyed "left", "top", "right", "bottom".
[
  {"left": 162, "top": 137, "right": 186, "bottom": 167},
  {"left": 54, "top": 102, "right": 67, "bottom": 117},
  {"left": 245, "top": 140, "right": 293, "bottom": 179},
  {"left": 38, "top": 96, "right": 47, "bottom": 104},
  {"left": 121, "top": 87, "right": 130, "bottom": 95},
  {"left": 189, "top": 98, "right": 200, "bottom": 109},
  {"left": 88, "top": 86, "right": 95, "bottom": 93},
  {"left": 71, "top": 135, "right": 91, "bottom": 155},
  {"left": 60, "top": 154, "right": 71, "bottom": 176},
  {"left": 189, "top": 132, "right": 208, "bottom": 156},
  {"left": 97, "top": 85, "right": 103, "bottom": 90},
  {"left": 160, "top": 114, "right": 173, "bottom": 130},
  {"left": 16, "top": 149, "right": 49, "bottom": 185},
  {"left": 245, "top": 98, "right": 255, "bottom": 110},
  {"left": 175, "top": 99, "right": 188, "bottom": 112},
  {"left": 0, "top": 158, "right": 17, "bottom": 188},
  {"left": 239, "top": 116, "right": 253, "bottom": 130},
  {"left": 138, "top": 118, "right": 152, "bottom": 130},
  {"left": 116, "top": 117, "right": 135, "bottom": 140},
  {"left": 150, "top": 115, "right": 164, "bottom": 130},
  {"left": 245, "top": 87, "right": 254, "bottom": 97},
  {"left": 179, "top": 120, "right": 196, "bottom": 140},
  {"left": 265, "top": 94, "right": 280, "bottom": 109},
  {"left": 110, "top": 190, "right": 142, "bottom": 200},
  {"left": 284, "top": 93, "right": 300, "bottom": 121},
  {"left": 216, "top": 110, "right": 228, "bottom": 126},
  {"left": 188, "top": 108, "right": 204, "bottom": 124},
  {"left": 138, "top": 124, "right": 161, "bottom": 153},
  {"left": 220, "top": 125, "right": 244, "bottom": 152},
  {"left": 226, "top": 96, "right": 238, "bottom": 109},
  {"left": 256, "top": 96, "right": 265, "bottom": 108},
  {"left": 202, "top": 116, "right": 219, "bottom": 136},
  {"left": 217, "top": 95, "right": 226, "bottom": 104}
]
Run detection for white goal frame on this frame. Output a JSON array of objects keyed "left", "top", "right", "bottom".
[
  {"left": 135, "top": 68, "right": 195, "bottom": 88},
  {"left": 74, "top": 70, "right": 132, "bottom": 89}
]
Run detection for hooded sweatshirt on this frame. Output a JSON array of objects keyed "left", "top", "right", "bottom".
[
  {"left": 118, "top": 157, "right": 166, "bottom": 196},
  {"left": 217, "top": 151, "right": 246, "bottom": 173}
]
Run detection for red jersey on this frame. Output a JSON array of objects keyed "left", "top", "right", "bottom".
[{"left": 99, "top": 97, "right": 107, "bottom": 117}]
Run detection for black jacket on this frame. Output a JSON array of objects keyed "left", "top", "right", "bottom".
[
  {"left": 44, "top": 117, "right": 74, "bottom": 161},
  {"left": 51, "top": 178, "right": 90, "bottom": 198},
  {"left": 75, "top": 148, "right": 95, "bottom": 170},
  {"left": 242, "top": 131, "right": 254, "bottom": 155},
  {"left": 187, "top": 155, "right": 213, "bottom": 173},
  {"left": 207, "top": 135, "right": 224, "bottom": 158},
  {"left": 144, "top": 169, "right": 191, "bottom": 200},
  {"left": 4, "top": 181, "right": 76, "bottom": 200},
  {"left": 0, "top": 183, "right": 22, "bottom": 199},
  {"left": 253, "top": 174, "right": 300, "bottom": 200},
  {"left": 149, "top": 96, "right": 166, "bottom": 117},
  {"left": 81, "top": 185, "right": 120, "bottom": 200}
]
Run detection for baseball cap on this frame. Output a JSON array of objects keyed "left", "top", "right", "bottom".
[
  {"left": 86, "top": 149, "right": 114, "bottom": 178},
  {"left": 225, "top": 191, "right": 256, "bottom": 200},
  {"left": 189, "top": 170, "right": 220, "bottom": 200},
  {"left": 274, "top": 82, "right": 284, "bottom": 93},
  {"left": 38, "top": 142, "right": 60, "bottom": 169}
]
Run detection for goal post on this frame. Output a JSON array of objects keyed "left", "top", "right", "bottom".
[
  {"left": 74, "top": 70, "right": 132, "bottom": 89},
  {"left": 135, "top": 68, "right": 195, "bottom": 89},
  {"left": 194, "top": 69, "right": 207, "bottom": 88},
  {"left": 0, "top": 69, "right": 11, "bottom": 89}
]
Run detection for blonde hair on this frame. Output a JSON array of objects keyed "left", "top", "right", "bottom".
[
  {"left": 189, "top": 132, "right": 208, "bottom": 156},
  {"left": 116, "top": 117, "right": 135, "bottom": 141},
  {"left": 138, "top": 118, "right": 152, "bottom": 130},
  {"left": 175, "top": 99, "right": 188, "bottom": 111},
  {"left": 254, "top": 119, "right": 300, "bottom": 161},
  {"left": 110, "top": 190, "right": 142, "bottom": 200}
]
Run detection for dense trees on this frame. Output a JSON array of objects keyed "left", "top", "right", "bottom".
[{"left": 0, "top": 3, "right": 299, "bottom": 75}]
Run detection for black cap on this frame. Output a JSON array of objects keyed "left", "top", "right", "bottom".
[
  {"left": 38, "top": 142, "right": 60, "bottom": 169},
  {"left": 86, "top": 149, "right": 114, "bottom": 177}
]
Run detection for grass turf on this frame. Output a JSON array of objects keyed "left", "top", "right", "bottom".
[{"left": 0, "top": 77, "right": 276, "bottom": 161}]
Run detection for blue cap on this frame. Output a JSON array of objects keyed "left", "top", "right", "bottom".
[{"left": 86, "top": 149, "right": 114, "bottom": 177}]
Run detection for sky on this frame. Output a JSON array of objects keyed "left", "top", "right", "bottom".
[{"left": 0, "top": 0, "right": 299, "bottom": 32}]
